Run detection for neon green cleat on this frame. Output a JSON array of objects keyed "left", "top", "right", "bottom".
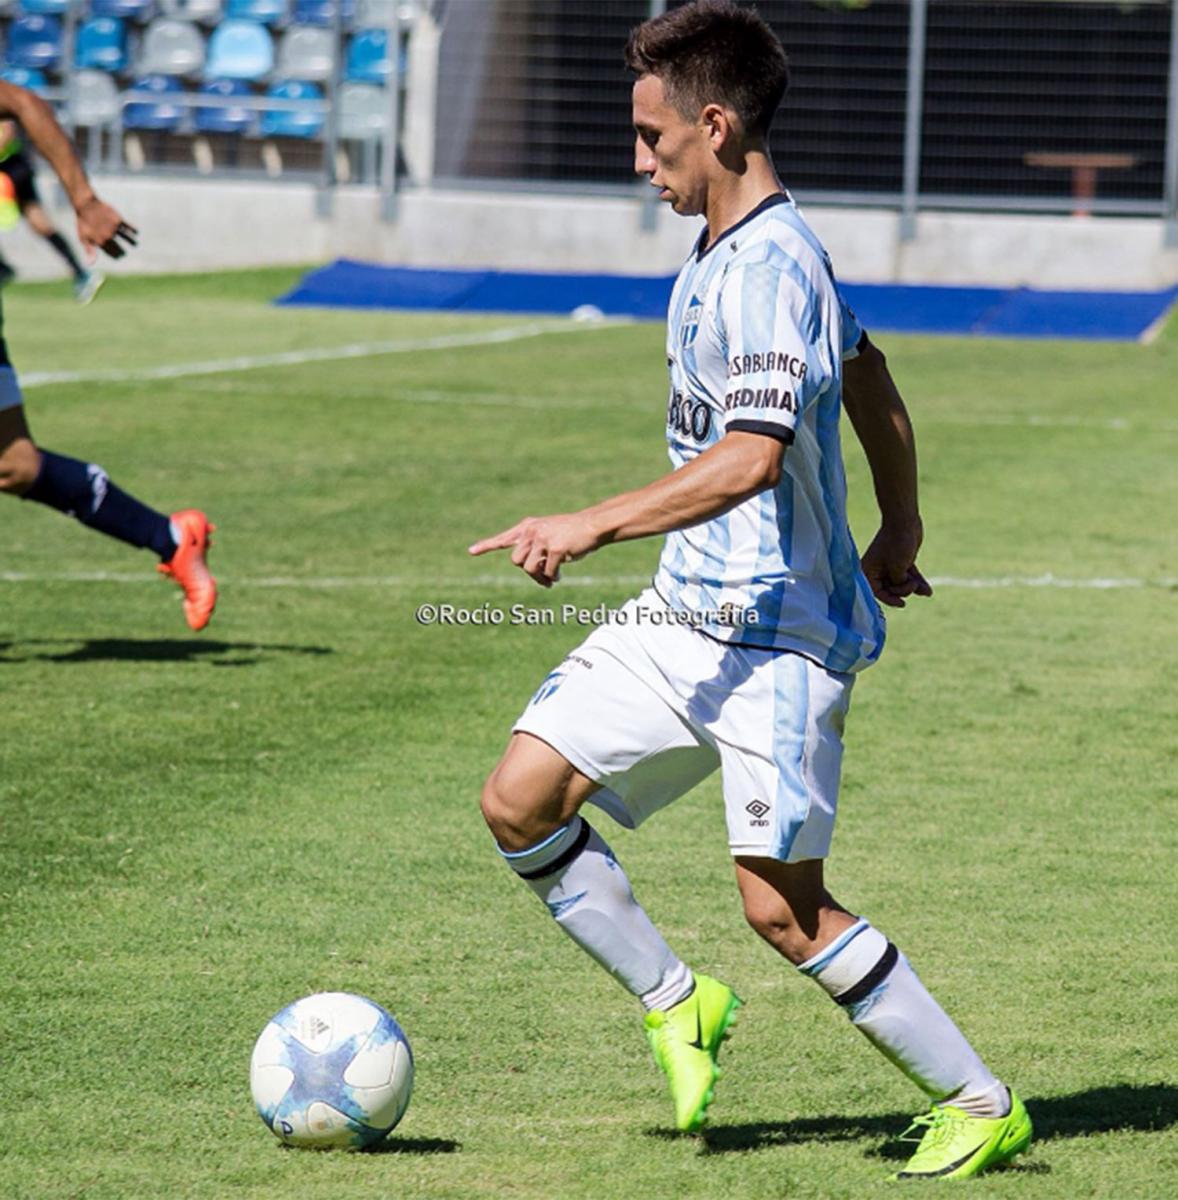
[
  {"left": 644, "top": 974, "right": 741, "bottom": 1132},
  {"left": 891, "top": 1089, "right": 1032, "bottom": 1180}
]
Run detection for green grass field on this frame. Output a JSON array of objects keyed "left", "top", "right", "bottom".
[{"left": 1, "top": 268, "right": 1175, "bottom": 1199}]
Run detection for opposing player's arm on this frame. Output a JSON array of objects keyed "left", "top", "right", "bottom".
[
  {"left": 468, "top": 431, "right": 783, "bottom": 587},
  {"left": 841, "top": 335, "right": 932, "bottom": 607},
  {"left": 0, "top": 81, "right": 136, "bottom": 259}
]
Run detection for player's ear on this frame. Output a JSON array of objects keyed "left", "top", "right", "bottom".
[{"left": 701, "top": 103, "right": 730, "bottom": 149}]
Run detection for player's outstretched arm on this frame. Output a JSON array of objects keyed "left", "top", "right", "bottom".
[
  {"left": 469, "top": 432, "right": 783, "bottom": 587},
  {"left": 842, "top": 336, "right": 933, "bottom": 608},
  {"left": 0, "top": 81, "right": 137, "bottom": 261}
]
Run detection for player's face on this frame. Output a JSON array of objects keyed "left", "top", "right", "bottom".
[{"left": 632, "top": 74, "right": 713, "bottom": 217}]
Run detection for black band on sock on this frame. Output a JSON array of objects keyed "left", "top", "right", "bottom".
[
  {"left": 834, "top": 942, "right": 898, "bottom": 1007},
  {"left": 515, "top": 818, "right": 592, "bottom": 880}
]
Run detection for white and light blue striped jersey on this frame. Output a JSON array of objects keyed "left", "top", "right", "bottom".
[{"left": 653, "top": 193, "right": 885, "bottom": 673}]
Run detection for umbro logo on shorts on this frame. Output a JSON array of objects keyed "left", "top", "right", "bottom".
[{"left": 746, "top": 799, "right": 770, "bottom": 826}]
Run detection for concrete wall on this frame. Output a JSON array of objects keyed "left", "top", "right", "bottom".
[{"left": 5, "top": 176, "right": 1175, "bottom": 291}]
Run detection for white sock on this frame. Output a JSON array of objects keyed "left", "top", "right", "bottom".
[
  {"left": 500, "top": 816, "right": 694, "bottom": 1010},
  {"left": 800, "top": 920, "right": 1009, "bottom": 1117}
]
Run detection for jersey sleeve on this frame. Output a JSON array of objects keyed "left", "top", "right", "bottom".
[{"left": 717, "top": 258, "right": 828, "bottom": 444}]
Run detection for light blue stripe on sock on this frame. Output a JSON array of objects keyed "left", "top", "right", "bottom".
[{"left": 798, "top": 918, "right": 870, "bottom": 977}]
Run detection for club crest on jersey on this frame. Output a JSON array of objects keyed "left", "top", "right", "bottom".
[{"left": 680, "top": 294, "right": 703, "bottom": 347}]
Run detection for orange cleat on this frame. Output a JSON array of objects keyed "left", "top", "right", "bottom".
[{"left": 158, "top": 509, "right": 218, "bottom": 631}]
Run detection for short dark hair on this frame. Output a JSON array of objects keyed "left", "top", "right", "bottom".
[{"left": 624, "top": 1, "right": 789, "bottom": 139}]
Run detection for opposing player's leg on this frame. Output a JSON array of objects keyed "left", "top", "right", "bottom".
[
  {"left": 0, "top": 395, "right": 217, "bottom": 630},
  {"left": 483, "top": 617, "right": 737, "bottom": 1131}
]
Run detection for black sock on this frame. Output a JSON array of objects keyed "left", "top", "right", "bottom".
[
  {"left": 47, "top": 232, "right": 85, "bottom": 279},
  {"left": 23, "top": 449, "right": 177, "bottom": 560}
]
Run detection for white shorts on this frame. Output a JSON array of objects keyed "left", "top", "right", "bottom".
[
  {"left": 513, "top": 588, "right": 854, "bottom": 862},
  {"left": 0, "top": 365, "right": 22, "bottom": 412}
]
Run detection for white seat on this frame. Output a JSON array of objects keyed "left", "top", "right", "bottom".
[
  {"left": 138, "top": 18, "right": 206, "bottom": 76},
  {"left": 158, "top": 0, "right": 224, "bottom": 25},
  {"left": 336, "top": 80, "right": 386, "bottom": 139},
  {"left": 277, "top": 25, "right": 334, "bottom": 82},
  {"left": 70, "top": 69, "right": 120, "bottom": 127}
]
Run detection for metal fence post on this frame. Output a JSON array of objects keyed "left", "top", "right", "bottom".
[
  {"left": 900, "top": 0, "right": 928, "bottom": 243},
  {"left": 318, "top": 2, "right": 345, "bottom": 218},
  {"left": 380, "top": 4, "right": 403, "bottom": 223},
  {"left": 1164, "top": 0, "right": 1178, "bottom": 245}
]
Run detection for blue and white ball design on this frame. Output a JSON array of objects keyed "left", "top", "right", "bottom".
[{"left": 249, "top": 992, "right": 414, "bottom": 1149}]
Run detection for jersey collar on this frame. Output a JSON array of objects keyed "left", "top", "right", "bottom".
[{"left": 694, "top": 191, "right": 792, "bottom": 262}]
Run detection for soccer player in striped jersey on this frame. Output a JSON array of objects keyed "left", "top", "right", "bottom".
[
  {"left": 0, "top": 80, "right": 216, "bottom": 631},
  {"left": 471, "top": 1, "right": 1030, "bottom": 1180}
]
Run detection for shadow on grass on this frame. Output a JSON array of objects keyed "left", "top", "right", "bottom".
[
  {"left": 363, "top": 1137, "right": 461, "bottom": 1155},
  {"left": 0, "top": 638, "right": 334, "bottom": 666},
  {"left": 646, "top": 1082, "right": 1178, "bottom": 1167}
]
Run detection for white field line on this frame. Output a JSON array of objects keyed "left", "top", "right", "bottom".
[
  {"left": 17, "top": 320, "right": 628, "bottom": 389},
  {"left": 0, "top": 571, "right": 1174, "bottom": 591}
]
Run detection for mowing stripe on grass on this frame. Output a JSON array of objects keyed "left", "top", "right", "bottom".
[
  {"left": 1, "top": 571, "right": 1174, "bottom": 590},
  {"left": 17, "top": 321, "right": 626, "bottom": 388}
]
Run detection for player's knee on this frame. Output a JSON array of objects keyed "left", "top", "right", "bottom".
[{"left": 480, "top": 766, "right": 530, "bottom": 849}]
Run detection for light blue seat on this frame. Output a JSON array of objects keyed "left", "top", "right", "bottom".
[
  {"left": 0, "top": 65, "right": 49, "bottom": 92},
  {"left": 344, "top": 27, "right": 387, "bottom": 85},
  {"left": 292, "top": 0, "right": 352, "bottom": 28},
  {"left": 259, "top": 77, "right": 322, "bottom": 138},
  {"left": 90, "top": 0, "right": 156, "bottom": 20},
  {"left": 137, "top": 17, "right": 205, "bottom": 75},
  {"left": 193, "top": 77, "right": 254, "bottom": 133},
  {"left": 123, "top": 73, "right": 186, "bottom": 129},
  {"left": 205, "top": 19, "right": 274, "bottom": 80},
  {"left": 224, "top": 0, "right": 288, "bottom": 26},
  {"left": 75, "top": 17, "right": 129, "bottom": 73},
  {"left": 14, "top": 0, "right": 69, "bottom": 15},
  {"left": 5, "top": 15, "right": 63, "bottom": 71}
]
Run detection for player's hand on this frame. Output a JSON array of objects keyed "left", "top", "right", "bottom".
[
  {"left": 468, "top": 514, "right": 601, "bottom": 588},
  {"left": 75, "top": 197, "right": 138, "bottom": 261},
  {"left": 860, "top": 519, "right": 933, "bottom": 608}
]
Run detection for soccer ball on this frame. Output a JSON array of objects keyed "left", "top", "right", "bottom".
[{"left": 249, "top": 991, "right": 414, "bottom": 1149}]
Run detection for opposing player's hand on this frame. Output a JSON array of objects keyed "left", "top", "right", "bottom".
[
  {"left": 860, "top": 520, "right": 933, "bottom": 608},
  {"left": 469, "top": 514, "right": 601, "bottom": 588},
  {"left": 75, "top": 197, "right": 138, "bottom": 261}
]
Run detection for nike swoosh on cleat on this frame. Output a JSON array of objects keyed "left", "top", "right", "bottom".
[
  {"left": 896, "top": 1143, "right": 984, "bottom": 1179},
  {"left": 688, "top": 1009, "right": 704, "bottom": 1051}
]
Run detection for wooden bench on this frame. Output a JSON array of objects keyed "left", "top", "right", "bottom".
[{"left": 1023, "top": 152, "right": 1138, "bottom": 216}]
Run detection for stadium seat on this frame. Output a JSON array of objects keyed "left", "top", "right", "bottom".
[
  {"left": 75, "top": 17, "right": 129, "bottom": 73},
  {"left": 5, "top": 15, "right": 62, "bottom": 70},
  {"left": 205, "top": 19, "right": 274, "bottom": 80},
  {"left": 90, "top": 0, "right": 157, "bottom": 20},
  {"left": 336, "top": 79, "right": 385, "bottom": 139},
  {"left": 292, "top": 0, "right": 353, "bottom": 28},
  {"left": 0, "top": 64, "right": 48, "bottom": 92},
  {"left": 69, "top": 68, "right": 120, "bottom": 127},
  {"left": 193, "top": 77, "right": 254, "bottom": 134},
  {"left": 14, "top": 0, "right": 69, "bottom": 15},
  {"left": 224, "top": 0, "right": 289, "bottom": 26},
  {"left": 352, "top": 0, "right": 393, "bottom": 27},
  {"left": 123, "top": 72, "right": 186, "bottom": 129},
  {"left": 157, "top": 0, "right": 222, "bottom": 24},
  {"left": 276, "top": 24, "right": 332, "bottom": 82},
  {"left": 344, "top": 27, "right": 388, "bottom": 85},
  {"left": 137, "top": 17, "right": 206, "bottom": 76},
  {"left": 259, "top": 78, "right": 322, "bottom": 138}
]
